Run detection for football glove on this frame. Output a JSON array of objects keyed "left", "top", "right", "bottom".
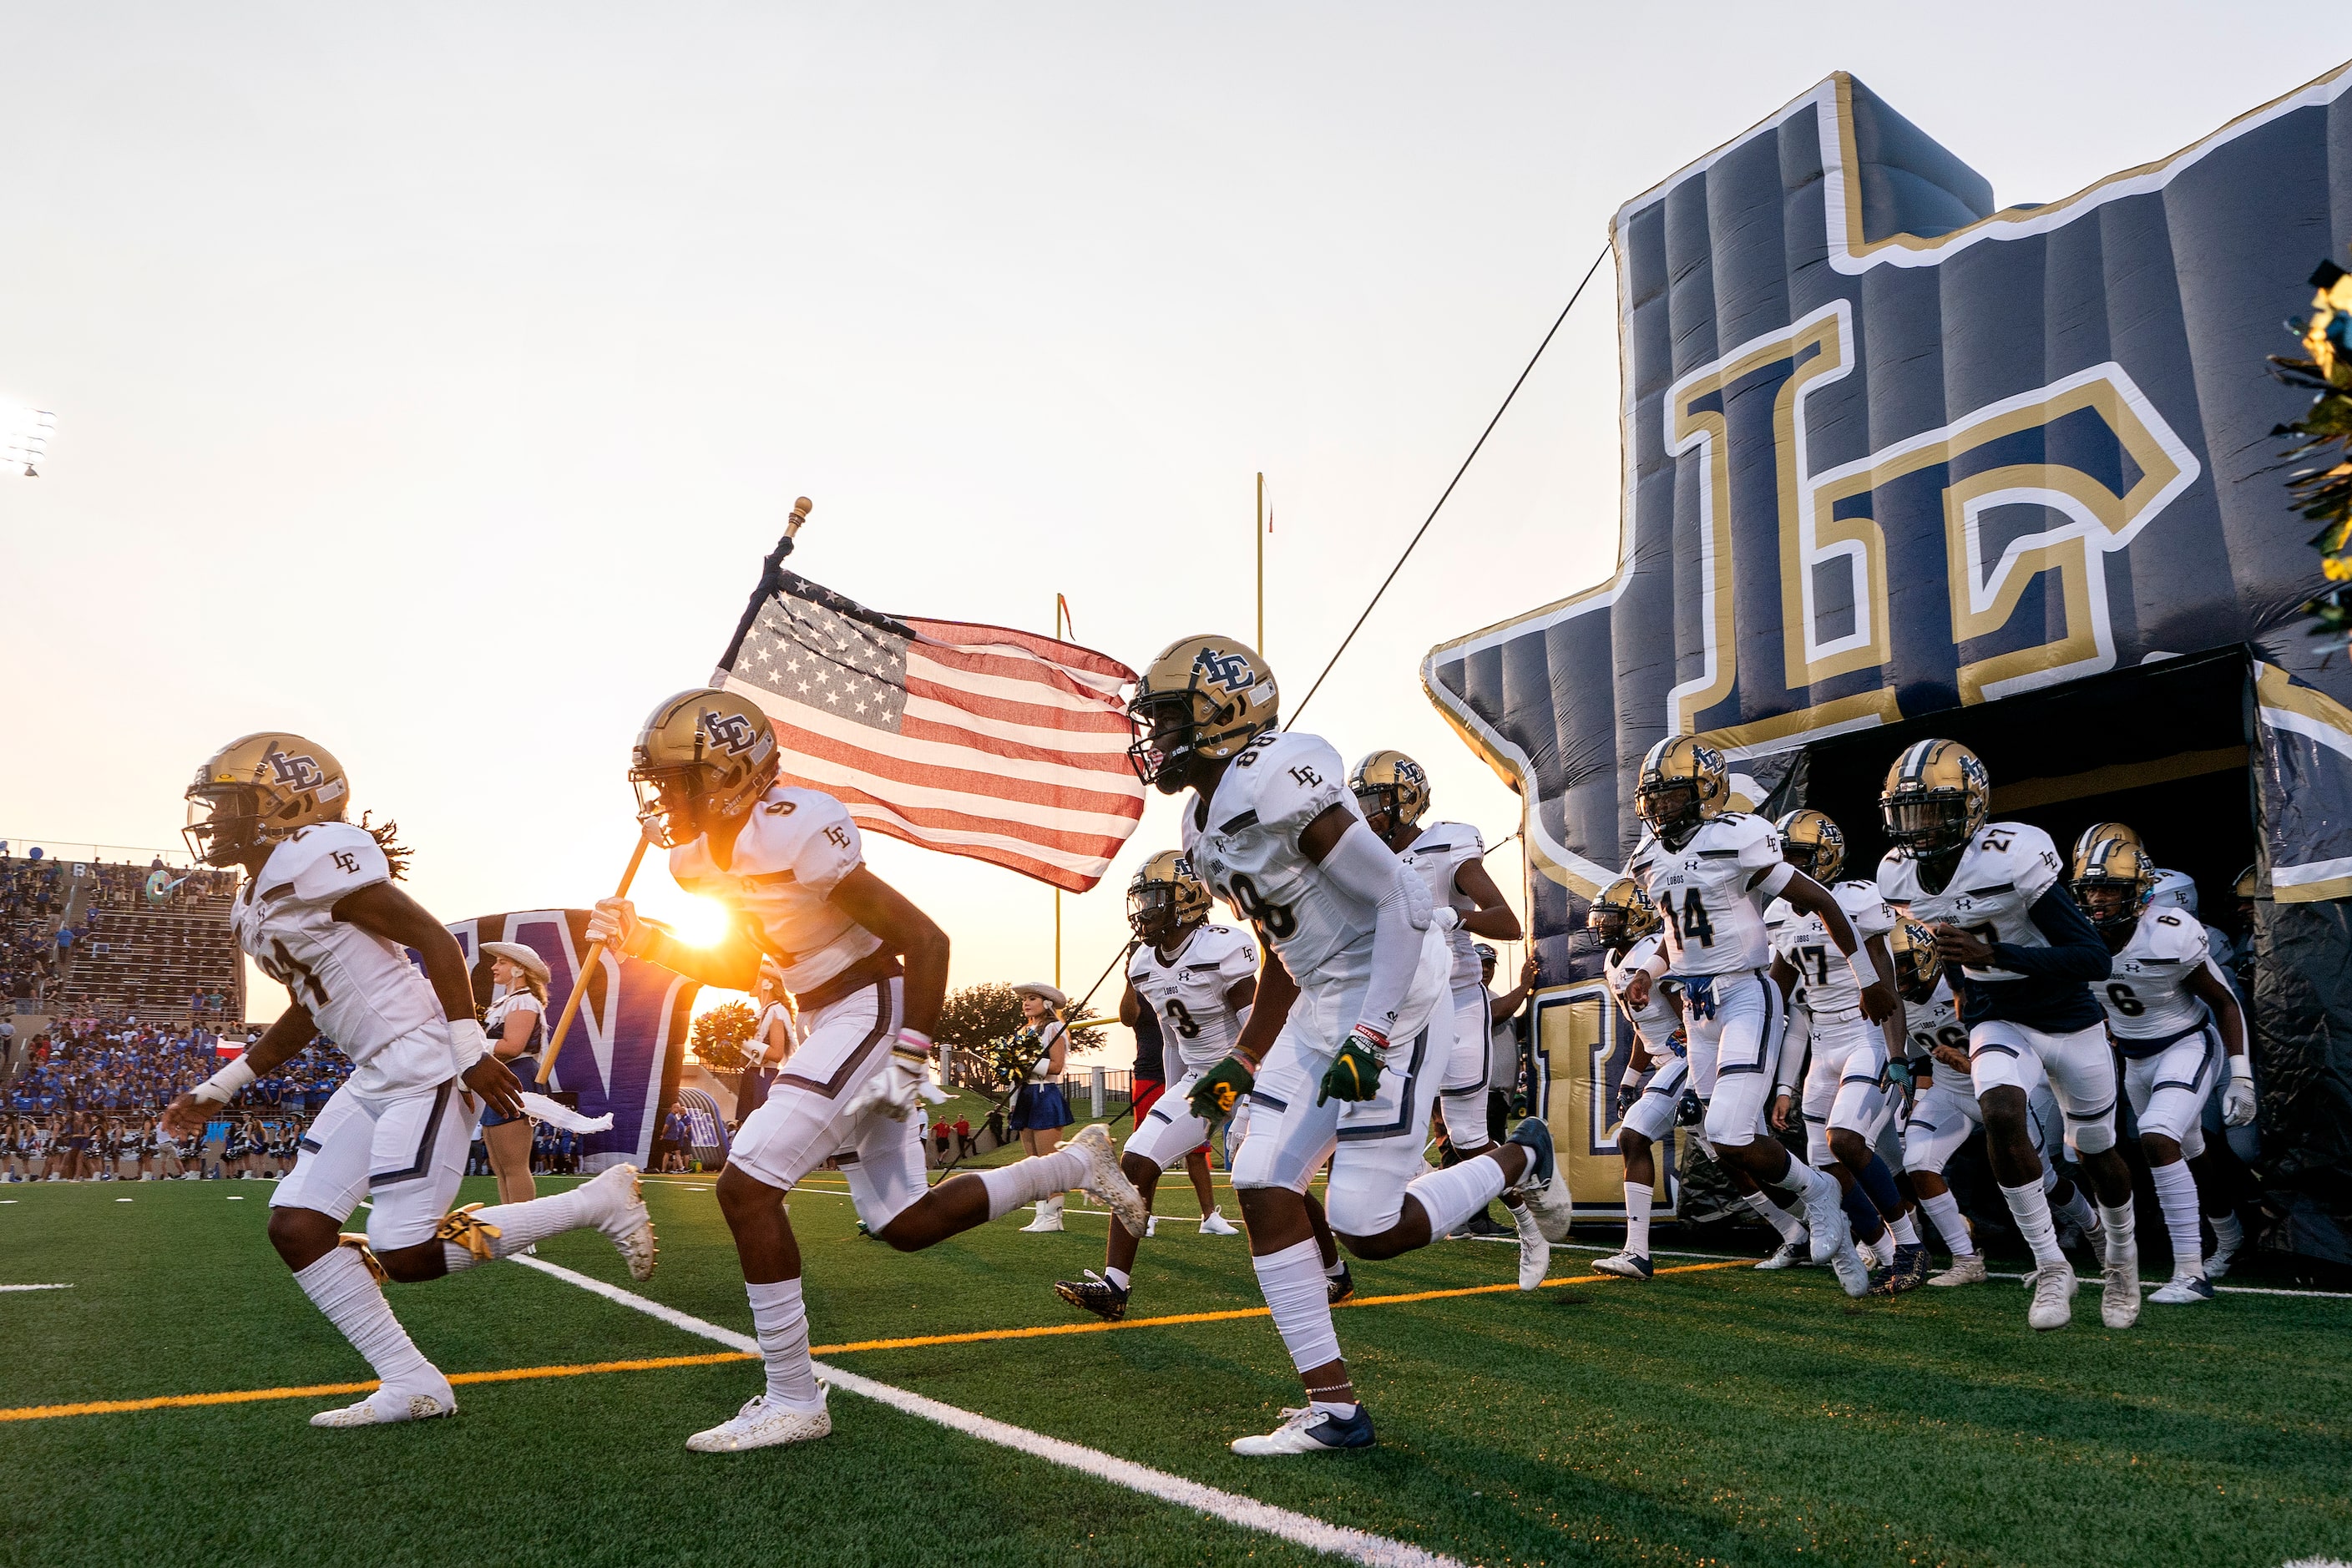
[
  {"left": 844, "top": 1030, "right": 945, "bottom": 1123},
  {"left": 1675, "top": 1090, "right": 1704, "bottom": 1127},
  {"left": 1882, "top": 1059, "right": 1920, "bottom": 1095},
  {"left": 1317, "top": 1026, "right": 1388, "bottom": 1105},
  {"left": 2222, "top": 1069, "right": 2257, "bottom": 1127},
  {"left": 1615, "top": 1082, "right": 1641, "bottom": 1118},
  {"left": 1187, "top": 1055, "right": 1256, "bottom": 1122},
  {"left": 585, "top": 897, "right": 642, "bottom": 952}
]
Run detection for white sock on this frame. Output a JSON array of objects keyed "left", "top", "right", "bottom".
[
  {"left": 2149, "top": 1162, "right": 2203, "bottom": 1282},
  {"left": 1104, "top": 1266, "right": 1130, "bottom": 1291},
  {"left": 1888, "top": 1212, "right": 1920, "bottom": 1247},
  {"left": 746, "top": 1277, "right": 822, "bottom": 1406},
  {"left": 1252, "top": 1237, "right": 1341, "bottom": 1376},
  {"left": 977, "top": 1148, "right": 1089, "bottom": 1219},
  {"left": 2054, "top": 1186, "right": 2097, "bottom": 1237},
  {"left": 1624, "top": 1183, "right": 1653, "bottom": 1258},
  {"left": 1323, "top": 1253, "right": 1348, "bottom": 1279},
  {"left": 293, "top": 1247, "right": 437, "bottom": 1391},
  {"left": 1918, "top": 1190, "right": 1975, "bottom": 1257},
  {"left": 2000, "top": 1180, "right": 2066, "bottom": 1268},
  {"left": 1405, "top": 1154, "right": 1508, "bottom": 1238},
  {"left": 1744, "top": 1189, "right": 1807, "bottom": 1243},
  {"left": 442, "top": 1184, "right": 601, "bottom": 1272},
  {"left": 2098, "top": 1199, "right": 2137, "bottom": 1260},
  {"left": 2209, "top": 1211, "right": 2243, "bottom": 1255}
]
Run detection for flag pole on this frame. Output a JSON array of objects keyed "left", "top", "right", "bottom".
[
  {"left": 541, "top": 494, "right": 816, "bottom": 1088},
  {"left": 1255, "top": 473, "right": 1264, "bottom": 652},
  {"left": 1053, "top": 591, "right": 1070, "bottom": 990}
]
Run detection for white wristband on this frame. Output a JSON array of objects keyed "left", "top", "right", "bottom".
[
  {"left": 895, "top": 1028, "right": 934, "bottom": 1058},
  {"left": 447, "top": 1017, "right": 488, "bottom": 1073},
  {"left": 2230, "top": 1056, "right": 2254, "bottom": 1084},
  {"left": 191, "top": 1056, "right": 257, "bottom": 1105},
  {"left": 1846, "top": 944, "right": 1883, "bottom": 990}
]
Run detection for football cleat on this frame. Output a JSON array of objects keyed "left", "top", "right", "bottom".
[
  {"left": 1880, "top": 739, "right": 1990, "bottom": 858},
  {"left": 1062, "top": 1123, "right": 1151, "bottom": 1236},
  {"left": 1199, "top": 1211, "right": 1239, "bottom": 1236},
  {"left": 2102, "top": 1253, "right": 2142, "bottom": 1330},
  {"left": 1927, "top": 1252, "right": 1988, "bottom": 1287},
  {"left": 1756, "top": 1236, "right": 1812, "bottom": 1270},
  {"left": 1828, "top": 1234, "right": 1871, "bottom": 1297},
  {"left": 1327, "top": 1262, "right": 1355, "bottom": 1304},
  {"left": 581, "top": 1163, "right": 659, "bottom": 1281},
  {"left": 1592, "top": 1250, "right": 1653, "bottom": 1281},
  {"left": 628, "top": 688, "right": 782, "bottom": 848},
  {"left": 685, "top": 1391, "right": 832, "bottom": 1453},
  {"left": 1512, "top": 1203, "right": 1550, "bottom": 1290},
  {"left": 1798, "top": 1168, "right": 1847, "bottom": 1264},
  {"left": 1868, "top": 1242, "right": 1930, "bottom": 1296},
  {"left": 1348, "top": 750, "right": 1432, "bottom": 834},
  {"left": 311, "top": 1378, "right": 455, "bottom": 1429},
  {"left": 1127, "top": 849, "right": 1211, "bottom": 945},
  {"left": 1506, "top": 1118, "right": 1573, "bottom": 1242},
  {"left": 2205, "top": 1221, "right": 2244, "bottom": 1279},
  {"left": 2148, "top": 1275, "right": 2215, "bottom": 1306},
  {"left": 2027, "top": 1261, "right": 2080, "bottom": 1331},
  {"left": 1230, "top": 1404, "right": 1376, "bottom": 1456},
  {"left": 1019, "top": 1196, "right": 1065, "bottom": 1232},
  {"left": 1054, "top": 1271, "right": 1130, "bottom": 1321}
]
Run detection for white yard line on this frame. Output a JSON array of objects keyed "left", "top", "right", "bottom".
[
  {"left": 512, "top": 1256, "right": 1461, "bottom": 1568},
  {"left": 0, "top": 1283, "right": 73, "bottom": 1292}
]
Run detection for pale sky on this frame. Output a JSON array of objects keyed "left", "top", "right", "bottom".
[{"left": 0, "top": 4, "right": 2314, "bottom": 1050}]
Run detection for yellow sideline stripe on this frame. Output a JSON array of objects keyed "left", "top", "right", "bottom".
[{"left": 0, "top": 1262, "right": 1743, "bottom": 1424}]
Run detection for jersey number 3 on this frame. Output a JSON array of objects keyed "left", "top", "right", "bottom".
[{"left": 1657, "top": 889, "right": 1716, "bottom": 948}]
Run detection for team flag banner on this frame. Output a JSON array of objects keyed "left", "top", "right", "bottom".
[{"left": 713, "top": 567, "right": 1145, "bottom": 893}]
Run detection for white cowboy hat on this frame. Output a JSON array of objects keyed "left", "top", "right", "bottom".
[
  {"left": 480, "top": 942, "right": 551, "bottom": 984},
  {"left": 1011, "top": 980, "right": 1068, "bottom": 1010}
]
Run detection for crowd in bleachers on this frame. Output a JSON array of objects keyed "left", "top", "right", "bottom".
[
  {"left": 2, "top": 1014, "right": 351, "bottom": 1115},
  {"left": 1, "top": 853, "right": 78, "bottom": 1001}
]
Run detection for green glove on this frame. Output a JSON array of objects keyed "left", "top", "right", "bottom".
[
  {"left": 1188, "top": 1055, "right": 1256, "bottom": 1122},
  {"left": 1317, "top": 1026, "right": 1390, "bottom": 1105}
]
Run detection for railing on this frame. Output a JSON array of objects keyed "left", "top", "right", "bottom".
[{"left": 0, "top": 839, "right": 204, "bottom": 868}]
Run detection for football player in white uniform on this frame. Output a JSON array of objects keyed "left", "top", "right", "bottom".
[
  {"left": 1621, "top": 738, "right": 1891, "bottom": 1295},
  {"left": 1055, "top": 850, "right": 1259, "bottom": 1321},
  {"left": 166, "top": 733, "right": 657, "bottom": 1429},
  {"left": 1877, "top": 740, "right": 2141, "bottom": 1332},
  {"left": 1763, "top": 810, "right": 1927, "bottom": 1294},
  {"left": 1130, "top": 637, "right": 1568, "bottom": 1456},
  {"left": 588, "top": 690, "right": 1147, "bottom": 1453},
  {"left": 2075, "top": 839, "right": 2256, "bottom": 1305},
  {"left": 1587, "top": 879, "right": 1702, "bottom": 1281},
  {"left": 1351, "top": 749, "right": 1550, "bottom": 1282}
]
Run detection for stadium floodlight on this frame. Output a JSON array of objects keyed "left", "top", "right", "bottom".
[{"left": 1, "top": 405, "right": 55, "bottom": 476}]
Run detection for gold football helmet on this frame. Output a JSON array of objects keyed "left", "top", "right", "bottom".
[
  {"left": 2069, "top": 820, "right": 2142, "bottom": 880},
  {"left": 1585, "top": 877, "right": 1662, "bottom": 949},
  {"left": 1125, "top": 635, "right": 1279, "bottom": 795},
  {"left": 1775, "top": 808, "right": 1845, "bottom": 884},
  {"left": 2233, "top": 864, "right": 2258, "bottom": 902},
  {"left": 630, "top": 688, "right": 781, "bottom": 847},
  {"left": 1127, "top": 849, "right": 1212, "bottom": 943},
  {"left": 2073, "top": 837, "right": 2157, "bottom": 933},
  {"left": 184, "top": 733, "right": 351, "bottom": 867},
  {"left": 1635, "top": 736, "right": 1727, "bottom": 846},
  {"left": 1888, "top": 917, "right": 1942, "bottom": 1000},
  {"left": 1880, "top": 739, "right": 1989, "bottom": 857},
  {"left": 1349, "top": 749, "right": 1430, "bottom": 833}
]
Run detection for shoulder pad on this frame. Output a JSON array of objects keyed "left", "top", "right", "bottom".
[
  {"left": 265, "top": 822, "right": 390, "bottom": 905},
  {"left": 1221, "top": 732, "right": 1348, "bottom": 834}
]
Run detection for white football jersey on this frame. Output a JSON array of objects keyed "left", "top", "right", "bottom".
[
  {"left": 1184, "top": 731, "right": 1378, "bottom": 990},
  {"left": 1604, "top": 933, "right": 1682, "bottom": 1048},
  {"left": 1399, "top": 820, "right": 1486, "bottom": 991},
  {"left": 232, "top": 822, "right": 444, "bottom": 1073},
  {"left": 1876, "top": 823, "right": 2066, "bottom": 984},
  {"left": 1627, "top": 812, "right": 1782, "bottom": 974},
  {"left": 2101, "top": 909, "right": 2219, "bottom": 1044},
  {"left": 1128, "top": 921, "right": 1260, "bottom": 1072},
  {"left": 1765, "top": 881, "right": 1894, "bottom": 1023},
  {"left": 1900, "top": 977, "right": 1968, "bottom": 1063},
  {"left": 669, "top": 785, "right": 882, "bottom": 995}
]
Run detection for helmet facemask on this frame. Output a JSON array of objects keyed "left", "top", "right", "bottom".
[
  {"left": 1586, "top": 903, "right": 1630, "bottom": 951},
  {"left": 1127, "top": 880, "right": 1181, "bottom": 943},
  {"left": 1126, "top": 689, "right": 1216, "bottom": 796},
  {"left": 2074, "top": 869, "right": 2151, "bottom": 934},
  {"left": 183, "top": 786, "right": 267, "bottom": 867},
  {"left": 1882, "top": 791, "right": 1975, "bottom": 857},
  {"left": 1636, "top": 777, "right": 1705, "bottom": 847}
]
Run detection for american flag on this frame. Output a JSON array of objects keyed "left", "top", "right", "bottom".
[{"left": 714, "top": 569, "right": 1145, "bottom": 893}]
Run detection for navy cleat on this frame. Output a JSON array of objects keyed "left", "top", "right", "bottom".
[
  {"left": 1054, "top": 1271, "right": 1130, "bottom": 1321},
  {"left": 1507, "top": 1117, "right": 1573, "bottom": 1241},
  {"left": 1592, "top": 1250, "right": 1654, "bottom": 1280},
  {"left": 1326, "top": 1262, "right": 1356, "bottom": 1304},
  {"left": 1232, "top": 1403, "right": 1377, "bottom": 1455},
  {"left": 1869, "top": 1242, "right": 1930, "bottom": 1296}
]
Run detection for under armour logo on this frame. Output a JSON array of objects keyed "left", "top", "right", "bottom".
[
  {"left": 266, "top": 749, "right": 325, "bottom": 791},
  {"left": 1191, "top": 649, "right": 1256, "bottom": 695},
  {"left": 701, "top": 711, "right": 761, "bottom": 756}
]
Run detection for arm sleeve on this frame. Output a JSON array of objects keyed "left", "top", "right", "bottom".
[
  {"left": 1990, "top": 887, "right": 2113, "bottom": 981},
  {"left": 1775, "top": 1008, "right": 1810, "bottom": 1095},
  {"left": 1316, "top": 817, "right": 1432, "bottom": 1038}
]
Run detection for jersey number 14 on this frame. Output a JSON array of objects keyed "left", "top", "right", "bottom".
[{"left": 1656, "top": 888, "right": 1715, "bottom": 948}]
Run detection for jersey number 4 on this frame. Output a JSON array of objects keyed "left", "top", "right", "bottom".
[
  {"left": 257, "top": 937, "right": 332, "bottom": 1010},
  {"left": 1656, "top": 888, "right": 1716, "bottom": 948}
]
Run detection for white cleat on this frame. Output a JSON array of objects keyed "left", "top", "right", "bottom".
[
  {"left": 1199, "top": 1211, "right": 1239, "bottom": 1236},
  {"left": 1798, "top": 1169, "right": 1845, "bottom": 1264},
  {"left": 1063, "top": 1124, "right": 1151, "bottom": 1236},
  {"left": 311, "top": 1377, "right": 455, "bottom": 1429},
  {"left": 2148, "top": 1274, "right": 2215, "bottom": 1306},
  {"left": 2101, "top": 1250, "right": 2142, "bottom": 1330},
  {"left": 582, "top": 1163, "right": 659, "bottom": 1282},
  {"left": 1019, "top": 1196, "right": 1065, "bottom": 1232},
  {"left": 1145, "top": 1215, "right": 1159, "bottom": 1238},
  {"left": 685, "top": 1390, "right": 832, "bottom": 1452},
  {"left": 2205, "top": 1230, "right": 2243, "bottom": 1280},
  {"left": 2027, "top": 1261, "right": 2079, "bottom": 1331},
  {"left": 1591, "top": 1250, "right": 1654, "bottom": 1281},
  {"left": 1928, "top": 1252, "right": 1987, "bottom": 1287},
  {"left": 1512, "top": 1204, "right": 1550, "bottom": 1290},
  {"left": 1755, "top": 1235, "right": 1812, "bottom": 1270},
  {"left": 1828, "top": 1235, "right": 1871, "bottom": 1297},
  {"left": 1230, "top": 1403, "right": 1375, "bottom": 1455}
]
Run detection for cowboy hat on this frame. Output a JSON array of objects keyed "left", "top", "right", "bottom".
[
  {"left": 1011, "top": 980, "right": 1068, "bottom": 1010},
  {"left": 480, "top": 942, "right": 550, "bottom": 984}
]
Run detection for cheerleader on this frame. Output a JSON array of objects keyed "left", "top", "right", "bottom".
[
  {"left": 741, "top": 964, "right": 797, "bottom": 1121},
  {"left": 3, "top": 1117, "right": 26, "bottom": 1181},
  {"left": 1007, "top": 982, "right": 1075, "bottom": 1232},
  {"left": 478, "top": 943, "right": 551, "bottom": 1206}
]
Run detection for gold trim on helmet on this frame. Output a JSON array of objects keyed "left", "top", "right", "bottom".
[
  {"left": 1635, "top": 736, "right": 1727, "bottom": 846},
  {"left": 2069, "top": 820, "right": 2142, "bottom": 880},
  {"left": 1125, "top": 636, "right": 1278, "bottom": 795},
  {"left": 1774, "top": 808, "right": 1845, "bottom": 885},
  {"left": 629, "top": 688, "right": 781, "bottom": 848},
  {"left": 1348, "top": 749, "right": 1430, "bottom": 833},
  {"left": 184, "top": 732, "right": 351, "bottom": 867},
  {"left": 2073, "top": 837, "right": 2156, "bottom": 933},
  {"left": 1879, "top": 739, "right": 1989, "bottom": 857},
  {"left": 1586, "top": 877, "right": 1662, "bottom": 950},
  {"left": 2233, "top": 863, "right": 2258, "bottom": 902},
  {"left": 1888, "top": 917, "right": 1941, "bottom": 999},
  {"left": 1127, "top": 849, "right": 1211, "bottom": 943}
]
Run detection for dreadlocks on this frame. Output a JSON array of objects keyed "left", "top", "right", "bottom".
[{"left": 357, "top": 811, "right": 412, "bottom": 881}]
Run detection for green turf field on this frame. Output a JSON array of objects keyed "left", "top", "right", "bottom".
[{"left": 5, "top": 1147, "right": 2350, "bottom": 1568}]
